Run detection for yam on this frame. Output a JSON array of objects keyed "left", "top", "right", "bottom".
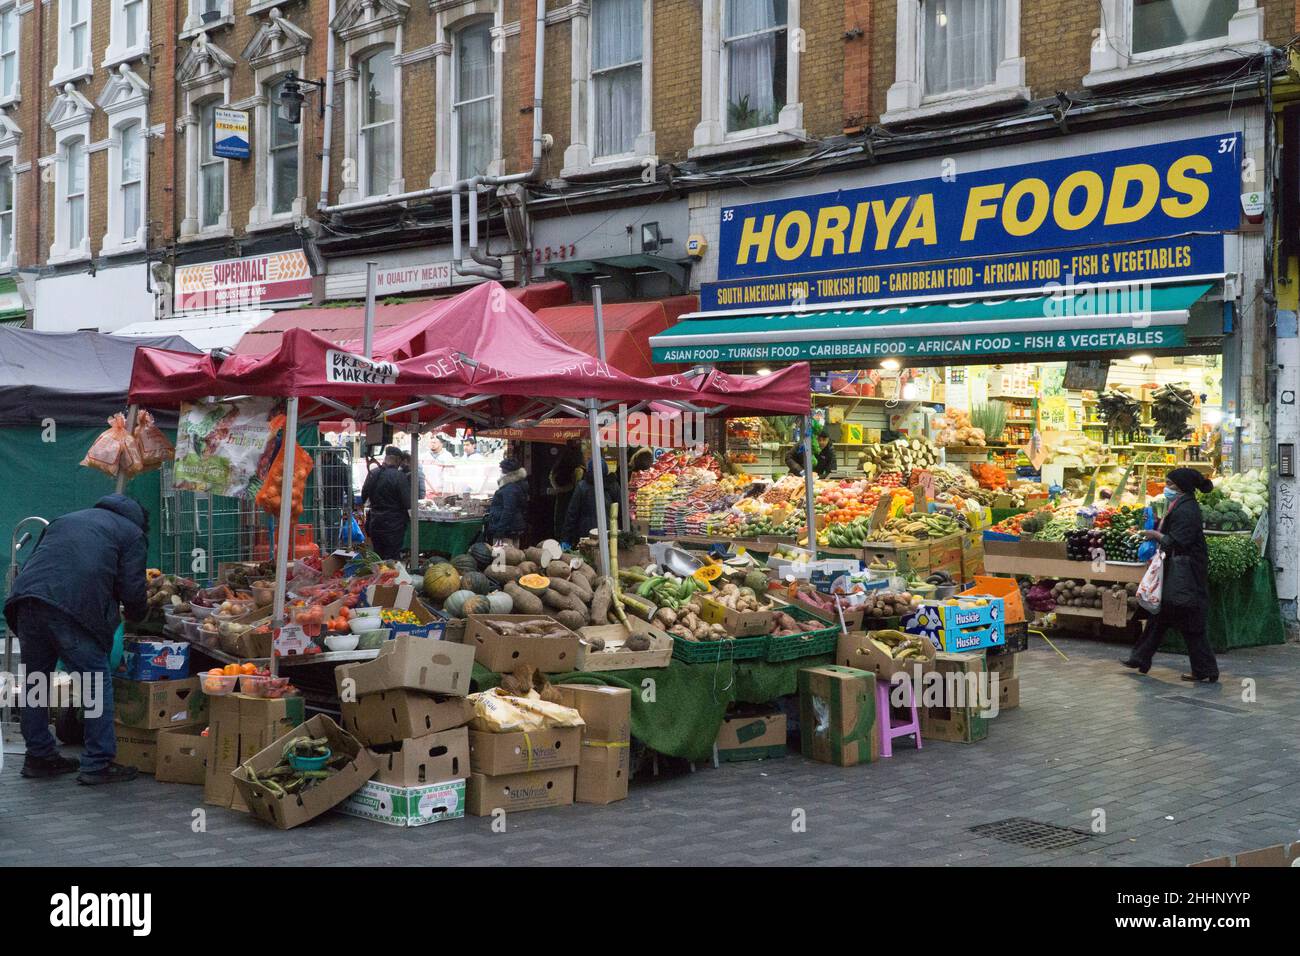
[
  {"left": 503, "top": 580, "right": 544, "bottom": 614},
  {"left": 590, "top": 582, "right": 612, "bottom": 625},
  {"left": 570, "top": 562, "right": 598, "bottom": 585},
  {"left": 543, "top": 588, "right": 588, "bottom": 618},
  {"left": 485, "top": 564, "right": 523, "bottom": 586},
  {"left": 500, "top": 546, "right": 526, "bottom": 566},
  {"left": 547, "top": 577, "right": 578, "bottom": 598},
  {"left": 555, "top": 609, "right": 587, "bottom": 632},
  {"left": 583, "top": 635, "right": 606, "bottom": 652},
  {"left": 517, "top": 561, "right": 539, "bottom": 577},
  {"left": 567, "top": 573, "right": 593, "bottom": 604},
  {"left": 524, "top": 547, "right": 544, "bottom": 565},
  {"left": 545, "top": 560, "right": 573, "bottom": 580},
  {"left": 624, "top": 632, "right": 651, "bottom": 652}
]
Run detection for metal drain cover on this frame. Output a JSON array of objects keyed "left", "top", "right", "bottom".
[{"left": 970, "top": 817, "right": 1093, "bottom": 850}]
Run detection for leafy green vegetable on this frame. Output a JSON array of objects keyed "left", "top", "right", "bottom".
[{"left": 1206, "top": 534, "right": 1261, "bottom": 585}]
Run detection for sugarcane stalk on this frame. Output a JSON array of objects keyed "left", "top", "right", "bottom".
[{"left": 608, "top": 502, "right": 630, "bottom": 628}]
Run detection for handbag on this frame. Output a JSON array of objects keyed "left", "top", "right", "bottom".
[{"left": 1136, "top": 548, "right": 1164, "bottom": 614}]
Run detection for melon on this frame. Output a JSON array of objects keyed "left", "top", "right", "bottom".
[
  {"left": 423, "top": 562, "right": 461, "bottom": 602},
  {"left": 443, "top": 589, "right": 476, "bottom": 618},
  {"left": 462, "top": 571, "right": 492, "bottom": 595},
  {"left": 744, "top": 570, "right": 769, "bottom": 594},
  {"left": 485, "top": 590, "right": 513, "bottom": 614}
]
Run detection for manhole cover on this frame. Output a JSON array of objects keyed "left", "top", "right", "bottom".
[{"left": 970, "top": 818, "right": 1093, "bottom": 850}]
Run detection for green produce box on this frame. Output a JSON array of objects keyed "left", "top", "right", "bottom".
[
  {"left": 113, "top": 677, "right": 207, "bottom": 730},
  {"left": 798, "top": 665, "right": 877, "bottom": 767},
  {"left": 338, "top": 778, "right": 466, "bottom": 827},
  {"left": 920, "top": 651, "right": 991, "bottom": 743}
]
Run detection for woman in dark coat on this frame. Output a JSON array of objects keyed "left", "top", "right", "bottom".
[
  {"left": 560, "top": 456, "right": 615, "bottom": 546},
  {"left": 483, "top": 457, "right": 529, "bottom": 544},
  {"left": 1123, "top": 467, "right": 1219, "bottom": 682}
]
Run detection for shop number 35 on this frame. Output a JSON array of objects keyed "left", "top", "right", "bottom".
[{"left": 535, "top": 244, "right": 577, "bottom": 263}]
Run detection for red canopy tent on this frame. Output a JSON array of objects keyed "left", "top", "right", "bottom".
[{"left": 532, "top": 296, "right": 697, "bottom": 378}]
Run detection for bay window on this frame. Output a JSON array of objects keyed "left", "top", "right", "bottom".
[
  {"left": 454, "top": 22, "right": 494, "bottom": 179},
  {"left": 360, "top": 47, "right": 395, "bottom": 197}
]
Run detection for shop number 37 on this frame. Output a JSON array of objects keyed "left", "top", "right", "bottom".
[{"left": 535, "top": 244, "right": 578, "bottom": 263}]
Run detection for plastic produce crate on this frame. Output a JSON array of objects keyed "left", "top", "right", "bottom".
[
  {"left": 671, "top": 633, "right": 769, "bottom": 664},
  {"left": 765, "top": 605, "right": 841, "bottom": 663}
]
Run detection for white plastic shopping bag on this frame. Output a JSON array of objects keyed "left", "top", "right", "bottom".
[{"left": 1135, "top": 549, "right": 1165, "bottom": 615}]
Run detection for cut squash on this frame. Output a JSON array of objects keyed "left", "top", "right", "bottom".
[{"left": 518, "top": 574, "right": 551, "bottom": 596}]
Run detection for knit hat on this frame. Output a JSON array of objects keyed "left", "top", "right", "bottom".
[
  {"left": 1166, "top": 467, "right": 1212, "bottom": 495},
  {"left": 501, "top": 457, "right": 520, "bottom": 473}
]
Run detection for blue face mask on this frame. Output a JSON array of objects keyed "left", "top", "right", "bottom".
[{"left": 1164, "top": 487, "right": 1180, "bottom": 501}]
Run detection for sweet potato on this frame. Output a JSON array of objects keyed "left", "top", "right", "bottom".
[{"left": 504, "top": 581, "right": 543, "bottom": 614}]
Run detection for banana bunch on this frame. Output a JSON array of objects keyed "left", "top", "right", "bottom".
[
  {"left": 867, "top": 513, "right": 962, "bottom": 540},
  {"left": 869, "top": 629, "right": 931, "bottom": 660}
]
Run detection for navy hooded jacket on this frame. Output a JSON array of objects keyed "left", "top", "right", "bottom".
[
  {"left": 561, "top": 458, "right": 618, "bottom": 544},
  {"left": 484, "top": 467, "right": 529, "bottom": 539},
  {"left": 4, "top": 494, "right": 149, "bottom": 649}
]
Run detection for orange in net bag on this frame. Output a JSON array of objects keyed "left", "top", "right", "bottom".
[
  {"left": 254, "top": 417, "right": 314, "bottom": 519},
  {"left": 81, "top": 413, "right": 145, "bottom": 478},
  {"left": 133, "top": 409, "right": 175, "bottom": 472}
]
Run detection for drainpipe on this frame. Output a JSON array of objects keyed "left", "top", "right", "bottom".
[
  {"left": 317, "top": 0, "right": 338, "bottom": 210},
  {"left": 467, "top": 178, "right": 503, "bottom": 270},
  {"left": 451, "top": 185, "right": 499, "bottom": 280}
]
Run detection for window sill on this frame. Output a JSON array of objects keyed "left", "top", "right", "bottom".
[
  {"left": 49, "top": 65, "right": 94, "bottom": 89},
  {"left": 245, "top": 213, "right": 300, "bottom": 234},
  {"left": 688, "top": 128, "right": 805, "bottom": 161},
  {"left": 102, "top": 43, "right": 151, "bottom": 71},
  {"left": 100, "top": 238, "right": 146, "bottom": 258},
  {"left": 1083, "top": 40, "right": 1269, "bottom": 89},
  {"left": 179, "top": 226, "right": 234, "bottom": 244},
  {"left": 881, "top": 84, "right": 1031, "bottom": 126},
  {"left": 561, "top": 153, "right": 658, "bottom": 181},
  {"left": 181, "top": 16, "right": 234, "bottom": 42},
  {"left": 47, "top": 247, "right": 91, "bottom": 267}
]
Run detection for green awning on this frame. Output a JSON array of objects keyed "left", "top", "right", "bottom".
[
  {"left": 650, "top": 282, "right": 1212, "bottom": 364},
  {"left": 0, "top": 276, "right": 25, "bottom": 325}
]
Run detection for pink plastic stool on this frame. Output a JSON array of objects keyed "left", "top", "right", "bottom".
[{"left": 875, "top": 675, "right": 923, "bottom": 758}]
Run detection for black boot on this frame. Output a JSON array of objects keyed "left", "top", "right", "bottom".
[
  {"left": 76, "top": 764, "right": 139, "bottom": 786},
  {"left": 21, "top": 754, "right": 80, "bottom": 778},
  {"left": 1120, "top": 657, "right": 1149, "bottom": 674},
  {"left": 1180, "top": 673, "right": 1219, "bottom": 684}
]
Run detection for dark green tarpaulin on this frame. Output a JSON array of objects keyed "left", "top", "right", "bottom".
[
  {"left": 1159, "top": 559, "right": 1286, "bottom": 654},
  {"left": 473, "top": 653, "right": 832, "bottom": 762}
]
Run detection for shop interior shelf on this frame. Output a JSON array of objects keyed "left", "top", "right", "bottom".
[
  {"left": 812, "top": 393, "right": 944, "bottom": 407},
  {"left": 983, "top": 554, "right": 1147, "bottom": 584},
  {"left": 987, "top": 394, "right": 1035, "bottom": 402},
  {"left": 1053, "top": 605, "right": 1134, "bottom": 621}
]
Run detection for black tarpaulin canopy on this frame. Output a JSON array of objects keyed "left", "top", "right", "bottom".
[{"left": 0, "top": 327, "right": 201, "bottom": 427}]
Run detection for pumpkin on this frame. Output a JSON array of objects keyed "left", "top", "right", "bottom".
[
  {"left": 695, "top": 565, "right": 723, "bottom": 589},
  {"left": 443, "top": 589, "right": 477, "bottom": 618},
  {"left": 485, "top": 590, "right": 513, "bottom": 614},
  {"left": 461, "top": 571, "right": 492, "bottom": 595},
  {"left": 518, "top": 574, "right": 551, "bottom": 597},
  {"left": 423, "top": 563, "right": 461, "bottom": 602},
  {"left": 469, "top": 542, "right": 495, "bottom": 569},
  {"left": 449, "top": 554, "right": 478, "bottom": 575},
  {"left": 463, "top": 594, "right": 492, "bottom": 616}
]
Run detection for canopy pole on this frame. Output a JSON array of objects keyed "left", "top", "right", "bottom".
[
  {"left": 115, "top": 404, "right": 139, "bottom": 494},
  {"left": 593, "top": 285, "right": 630, "bottom": 533},
  {"left": 409, "top": 413, "right": 420, "bottom": 566},
  {"left": 363, "top": 261, "right": 377, "bottom": 358},
  {"left": 587, "top": 398, "right": 611, "bottom": 577},
  {"left": 803, "top": 414, "right": 816, "bottom": 554},
  {"left": 270, "top": 397, "right": 300, "bottom": 677}
]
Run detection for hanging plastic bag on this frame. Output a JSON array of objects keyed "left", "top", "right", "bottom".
[
  {"left": 255, "top": 417, "right": 314, "bottom": 520},
  {"left": 1136, "top": 507, "right": 1158, "bottom": 562},
  {"left": 1135, "top": 549, "right": 1165, "bottom": 615},
  {"left": 133, "top": 409, "right": 175, "bottom": 472},
  {"left": 81, "top": 413, "right": 144, "bottom": 478}
]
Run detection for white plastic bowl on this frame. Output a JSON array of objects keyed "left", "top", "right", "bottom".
[
  {"left": 325, "top": 634, "right": 360, "bottom": 652},
  {"left": 349, "top": 617, "right": 383, "bottom": 635},
  {"left": 189, "top": 604, "right": 216, "bottom": 620}
]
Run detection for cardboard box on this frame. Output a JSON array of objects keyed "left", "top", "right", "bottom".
[
  {"left": 836, "top": 629, "right": 936, "bottom": 681},
  {"left": 927, "top": 534, "right": 964, "bottom": 579},
  {"left": 987, "top": 651, "right": 1019, "bottom": 681},
  {"left": 466, "top": 767, "right": 576, "bottom": 816},
  {"left": 998, "top": 675, "right": 1020, "bottom": 710},
  {"left": 798, "top": 665, "right": 877, "bottom": 767},
  {"left": 155, "top": 724, "right": 209, "bottom": 785},
  {"left": 205, "top": 693, "right": 306, "bottom": 811},
  {"left": 959, "top": 576, "right": 1025, "bottom": 624},
  {"left": 340, "top": 689, "right": 474, "bottom": 746},
  {"left": 1190, "top": 841, "right": 1300, "bottom": 867},
  {"left": 553, "top": 684, "right": 632, "bottom": 742},
  {"left": 113, "top": 677, "right": 207, "bottom": 730},
  {"left": 862, "top": 540, "right": 931, "bottom": 577},
  {"left": 574, "top": 620, "right": 673, "bottom": 670},
  {"left": 903, "top": 598, "right": 1006, "bottom": 653},
  {"left": 335, "top": 634, "right": 475, "bottom": 699},
  {"left": 338, "top": 778, "right": 466, "bottom": 827},
  {"left": 370, "top": 727, "right": 470, "bottom": 787},
  {"left": 920, "top": 651, "right": 991, "bottom": 743},
  {"left": 366, "top": 584, "right": 447, "bottom": 638},
  {"left": 468, "top": 726, "right": 582, "bottom": 775},
  {"left": 1102, "top": 587, "right": 1130, "bottom": 627},
  {"left": 574, "top": 742, "right": 629, "bottom": 804},
  {"left": 114, "top": 723, "right": 162, "bottom": 774},
  {"left": 716, "top": 712, "right": 787, "bottom": 762},
  {"left": 698, "top": 595, "right": 775, "bottom": 637},
  {"left": 232, "top": 714, "right": 380, "bottom": 830},
  {"left": 116, "top": 640, "right": 191, "bottom": 681},
  {"left": 464, "top": 615, "right": 581, "bottom": 674}
]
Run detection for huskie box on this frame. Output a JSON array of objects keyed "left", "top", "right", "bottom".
[{"left": 903, "top": 596, "right": 1005, "bottom": 653}]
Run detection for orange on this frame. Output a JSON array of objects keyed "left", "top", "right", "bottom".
[
  {"left": 240, "top": 662, "right": 257, "bottom": 675},
  {"left": 208, "top": 668, "right": 223, "bottom": 677},
  {"left": 223, "top": 663, "right": 240, "bottom": 676}
]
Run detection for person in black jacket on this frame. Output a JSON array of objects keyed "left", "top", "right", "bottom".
[
  {"left": 361, "top": 446, "right": 412, "bottom": 560},
  {"left": 4, "top": 494, "right": 149, "bottom": 784},
  {"left": 483, "top": 457, "right": 529, "bottom": 544},
  {"left": 1123, "top": 467, "right": 1219, "bottom": 682},
  {"left": 560, "top": 456, "right": 616, "bottom": 547},
  {"left": 785, "top": 432, "right": 836, "bottom": 478}
]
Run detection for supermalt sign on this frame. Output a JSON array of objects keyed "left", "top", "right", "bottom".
[{"left": 175, "top": 250, "right": 312, "bottom": 312}]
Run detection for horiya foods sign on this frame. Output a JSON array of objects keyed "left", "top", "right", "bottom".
[{"left": 703, "top": 132, "right": 1239, "bottom": 312}]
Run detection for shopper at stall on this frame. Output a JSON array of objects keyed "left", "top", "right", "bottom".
[
  {"left": 548, "top": 438, "right": 585, "bottom": 538},
  {"left": 360, "top": 446, "right": 412, "bottom": 559},
  {"left": 483, "top": 457, "right": 530, "bottom": 545},
  {"left": 4, "top": 493, "right": 149, "bottom": 785},
  {"left": 1122, "top": 467, "right": 1219, "bottom": 683},
  {"left": 785, "top": 431, "right": 836, "bottom": 478},
  {"left": 400, "top": 450, "right": 427, "bottom": 499},
  {"left": 560, "top": 456, "right": 615, "bottom": 546}
]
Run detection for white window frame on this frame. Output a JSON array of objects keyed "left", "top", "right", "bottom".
[
  {"left": 244, "top": 11, "right": 312, "bottom": 230},
  {"left": 1085, "top": 0, "right": 1265, "bottom": 88},
  {"left": 0, "top": 2, "right": 20, "bottom": 107},
  {"left": 182, "top": 0, "right": 233, "bottom": 40},
  {"left": 691, "top": 0, "right": 804, "bottom": 159},
  {"left": 882, "top": 0, "right": 1027, "bottom": 125},
  {"left": 359, "top": 46, "right": 399, "bottom": 197},
  {"left": 52, "top": 0, "right": 94, "bottom": 87},
  {"left": 98, "top": 65, "right": 151, "bottom": 256},
  {"left": 0, "top": 160, "right": 13, "bottom": 270},
  {"left": 562, "top": 0, "right": 656, "bottom": 179},
  {"left": 57, "top": 136, "right": 88, "bottom": 261},
  {"left": 267, "top": 76, "right": 304, "bottom": 220},
  {"left": 45, "top": 84, "right": 92, "bottom": 263},
  {"left": 431, "top": 2, "right": 503, "bottom": 189},
  {"left": 177, "top": 33, "right": 233, "bottom": 240},
  {"left": 451, "top": 18, "right": 495, "bottom": 180},
  {"left": 0, "top": 111, "right": 20, "bottom": 271},
  {"left": 332, "top": 0, "right": 407, "bottom": 204},
  {"left": 105, "top": 0, "right": 151, "bottom": 69},
  {"left": 197, "top": 100, "right": 226, "bottom": 231}
]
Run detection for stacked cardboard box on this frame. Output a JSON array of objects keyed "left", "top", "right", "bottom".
[
  {"left": 205, "top": 693, "right": 306, "bottom": 810},
  {"left": 113, "top": 675, "right": 208, "bottom": 776},
  {"left": 716, "top": 709, "right": 787, "bottom": 762},
  {"left": 798, "top": 665, "right": 878, "bottom": 766},
  {"left": 556, "top": 684, "right": 632, "bottom": 803},
  {"left": 336, "top": 635, "right": 476, "bottom": 827},
  {"left": 920, "top": 651, "right": 991, "bottom": 743}
]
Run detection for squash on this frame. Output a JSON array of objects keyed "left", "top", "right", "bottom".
[
  {"left": 461, "top": 571, "right": 492, "bottom": 595},
  {"left": 519, "top": 573, "right": 551, "bottom": 596},
  {"left": 743, "top": 570, "right": 769, "bottom": 593},
  {"left": 449, "top": 554, "right": 478, "bottom": 575},
  {"left": 469, "top": 542, "right": 495, "bottom": 569},
  {"left": 485, "top": 590, "right": 514, "bottom": 614},
  {"left": 422, "top": 562, "right": 461, "bottom": 602},
  {"left": 443, "top": 589, "right": 477, "bottom": 618},
  {"left": 463, "top": 594, "right": 492, "bottom": 616}
]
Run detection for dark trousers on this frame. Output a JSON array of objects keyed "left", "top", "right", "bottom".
[
  {"left": 366, "top": 510, "right": 409, "bottom": 560},
  {"left": 15, "top": 600, "right": 117, "bottom": 772},
  {"left": 1132, "top": 601, "right": 1219, "bottom": 679}
]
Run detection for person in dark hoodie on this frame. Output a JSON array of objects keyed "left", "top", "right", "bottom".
[
  {"left": 4, "top": 494, "right": 149, "bottom": 784},
  {"left": 483, "top": 457, "right": 529, "bottom": 545},
  {"left": 1122, "top": 467, "right": 1219, "bottom": 683},
  {"left": 361, "top": 446, "right": 412, "bottom": 559},
  {"left": 560, "top": 456, "right": 616, "bottom": 547}
]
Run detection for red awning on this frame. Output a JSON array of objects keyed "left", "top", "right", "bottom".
[
  {"left": 232, "top": 281, "right": 571, "bottom": 356},
  {"left": 532, "top": 296, "right": 696, "bottom": 378}
]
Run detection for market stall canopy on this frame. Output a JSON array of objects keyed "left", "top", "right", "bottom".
[
  {"left": 650, "top": 282, "right": 1214, "bottom": 365},
  {"left": 533, "top": 296, "right": 697, "bottom": 377},
  {"left": 0, "top": 328, "right": 201, "bottom": 427},
  {"left": 112, "top": 310, "right": 274, "bottom": 351},
  {"left": 232, "top": 281, "right": 571, "bottom": 356}
]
